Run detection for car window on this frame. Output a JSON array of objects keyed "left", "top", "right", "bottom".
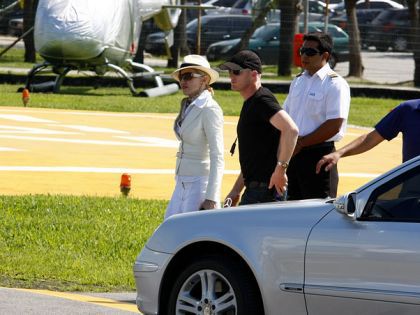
[
  {"left": 232, "top": 0, "right": 250, "bottom": 8},
  {"left": 252, "top": 24, "right": 278, "bottom": 41},
  {"left": 234, "top": 17, "right": 252, "bottom": 29},
  {"left": 210, "top": 0, "right": 237, "bottom": 6},
  {"left": 362, "top": 166, "right": 420, "bottom": 222},
  {"left": 327, "top": 26, "right": 347, "bottom": 38},
  {"left": 203, "top": 17, "right": 229, "bottom": 31},
  {"left": 357, "top": 2, "right": 389, "bottom": 9}
]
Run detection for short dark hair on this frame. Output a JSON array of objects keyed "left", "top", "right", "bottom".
[{"left": 303, "top": 32, "right": 333, "bottom": 54}]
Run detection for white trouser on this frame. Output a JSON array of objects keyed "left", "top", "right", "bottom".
[{"left": 165, "top": 175, "right": 208, "bottom": 220}]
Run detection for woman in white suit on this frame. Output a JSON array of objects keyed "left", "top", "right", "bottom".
[{"left": 164, "top": 55, "right": 224, "bottom": 219}]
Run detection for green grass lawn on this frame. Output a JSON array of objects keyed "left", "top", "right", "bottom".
[
  {"left": 0, "top": 82, "right": 404, "bottom": 292},
  {"left": 0, "top": 195, "right": 166, "bottom": 292}
]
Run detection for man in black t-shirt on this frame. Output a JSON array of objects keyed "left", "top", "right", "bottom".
[{"left": 219, "top": 50, "right": 299, "bottom": 205}]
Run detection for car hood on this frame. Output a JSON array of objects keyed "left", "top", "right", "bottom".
[
  {"left": 209, "top": 38, "right": 240, "bottom": 48},
  {"left": 146, "top": 199, "right": 335, "bottom": 254}
]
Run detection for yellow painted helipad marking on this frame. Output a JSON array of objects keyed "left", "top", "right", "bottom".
[
  {"left": 0, "top": 107, "right": 402, "bottom": 198},
  {"left": 14, "top": 288, "right": 141, "bottom": 313}
]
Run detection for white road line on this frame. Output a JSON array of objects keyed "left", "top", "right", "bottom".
[
  {"left": 0, "top": 109, "right": 238, "bottom": 125},
  {"left": 0, "top": 108, "right": 177, "bottom": 119},
  {"left": 0, "top": 114, "right": 56, "bottom": 123},
  {"left": 0, "top": 125, "right": 79, "bottom": 135},
  {"left": 0, "top": 166, "right": 381, "bottom": 178},
  {"left": 0, "top": 147, "right": 24, "bottom": 152},
  {"left": 48, "top": 124, "right": 130, "bottom": 134},
  {"left": 116, "top": 136, "right": 179, "bottom": 147},
  {"left": 0, "top": 135, "right": 178, "bottom": 148}
]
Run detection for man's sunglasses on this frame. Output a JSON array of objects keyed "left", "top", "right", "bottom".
[
  {"left": 299, "top": 47, "right": 323, "bottom": 57},
  {"left": 228, "top": 69, "right": 248, "bottom": 76},
  {"left": 179, "top": 72, "right": 204, "bottom": 81}
]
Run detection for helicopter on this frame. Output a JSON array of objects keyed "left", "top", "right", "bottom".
[{"left": 24, "top": 0, "right": 183, "bottom": 97}]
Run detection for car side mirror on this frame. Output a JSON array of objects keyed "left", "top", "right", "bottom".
[{"left": 334, "top": 192, "right": 356, "bottom": 216}]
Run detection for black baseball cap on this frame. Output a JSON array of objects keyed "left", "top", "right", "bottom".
[{"left": 219, "top": 50, "right": 262, "bottom": 73}]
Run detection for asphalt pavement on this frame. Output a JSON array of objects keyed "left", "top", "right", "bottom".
[{"left": 0, "top": 288, "right": 139, "bottom": 314}]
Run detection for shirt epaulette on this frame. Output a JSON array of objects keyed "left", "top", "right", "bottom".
[{"left": 328, "top": 71, "right": 338, "bottom": 78}]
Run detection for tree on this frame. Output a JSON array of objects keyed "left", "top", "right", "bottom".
[
  {"left": 345, "top": 0, "right": 364, "bottom": 77},
  {"left": 407, "top": 0, "right": 420, "bottom": 86},
  {"left": 168, "top": 0, "right": 189, "bottom": 68},
  {"left": 23, "top": 0, "right": 38, "bottom": 63},
  {"left": 277, "top": 0, "right": 300, "bottom": 76},
  {"left": 238, "top": 0, "right": 273, "bottom": 50}
]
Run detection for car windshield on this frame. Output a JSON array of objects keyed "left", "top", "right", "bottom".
[
  {"left": 186, "top": 19, "right": 197, "bottom": 31},
  {"left": 251, "top": 24, "right": 278, "bottom": 41}
]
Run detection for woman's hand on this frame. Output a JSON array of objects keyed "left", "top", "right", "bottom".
[{"left": 200, "top": 199, "right": 217, "bottom": 210}]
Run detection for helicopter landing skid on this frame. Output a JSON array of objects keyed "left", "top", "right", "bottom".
[{"left": 22, "top": 60, "right": 179, "bottom": 97}]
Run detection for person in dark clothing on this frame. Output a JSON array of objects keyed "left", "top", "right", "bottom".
[
  {"left": 316, "top": 99, "right": 420, "bottom": 171},
  {"left": 219, "top": 50, "right": 298, "bottom": 206}
]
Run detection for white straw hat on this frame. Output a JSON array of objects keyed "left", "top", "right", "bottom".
[{"left": 171, "top": 55, "right": 219, "bottom": 85}]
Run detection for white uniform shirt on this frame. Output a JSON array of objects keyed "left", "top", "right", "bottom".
[{"left": 283, "top": 63, "right": 350, "bottom": 142}]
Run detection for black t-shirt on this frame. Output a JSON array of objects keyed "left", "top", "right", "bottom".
[{"left": 237, "top": 86, "right": 282, "bottom": 184}]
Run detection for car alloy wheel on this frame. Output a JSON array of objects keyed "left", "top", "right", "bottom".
[
  {"left": 176, "top": 269, "right": 236, "bottom": 314},
  {"left": 167, "top": 255, "right": 263, "bottom": 315}
]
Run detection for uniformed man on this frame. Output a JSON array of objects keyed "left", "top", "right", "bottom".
[{"left": 283, "top": 32, "right": 350, "bottom": 200}]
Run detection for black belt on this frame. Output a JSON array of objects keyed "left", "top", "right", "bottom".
[
  {"left": 302, "top": 141, "right": 334, "bottom": 151},
  {"left": 245, "top": 181, "right": 269, "bottom": 189}
]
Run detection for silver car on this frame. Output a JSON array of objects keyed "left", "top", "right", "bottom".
[{"left": 133, "top": 156, "right": 420, "bottom": 315}]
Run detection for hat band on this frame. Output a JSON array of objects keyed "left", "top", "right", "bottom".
[{"left": 180, "top": 62, "right": 201, "bottom": 68}]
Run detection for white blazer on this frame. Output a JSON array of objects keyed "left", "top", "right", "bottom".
[{"left": 174, "top": 90, "right": 224, "bottom": 202}]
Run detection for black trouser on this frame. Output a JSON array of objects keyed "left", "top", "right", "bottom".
[
  {"left": 239, "top": 182, "right": 276, "bottom": 205},
  {"left": 287, "top": 142, "right": 338, "bottom": 200}
]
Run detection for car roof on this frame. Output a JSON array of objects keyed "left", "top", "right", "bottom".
[{"left": 356, "top": 0, "right": 404, "bottom": 8}]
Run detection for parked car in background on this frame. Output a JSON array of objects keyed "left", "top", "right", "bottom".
[
  {"left": 134, "top": 155, "right": 420, "bottom": 315},
  {"left": 206, "top": 22, "right": 349, "bottom": 69},
  {"left": 145, "top": 14, "right": 253, "bottom": 56},
  {"left": 355, "top": 0, "right": 404, "bottom": 9},
  {"left": 365, "top": 8, "right": 412, "bottom": 51},
  {"left": 330, "top": 8, "right": 383, "bottom": 48},
  {"left": 332, "top": 0, "right": 404, "bottom": 12},
  {"left": 309, "top": 0, "right": 337, "bottom": 17},
  {"left": 0, "top": 7, "right": 23, "bottom": 35},
  {"left": 207, "top": 0, "right": 256, "bottom": 15},
  {"left": 8, "top": 16, "right": 22, "bottom": 36}
]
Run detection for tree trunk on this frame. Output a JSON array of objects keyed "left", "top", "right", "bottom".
[
  {"left": 277, "top": 0, "right": 299, "bottom": 76},
  {"left": 23, "top": 0, "right": 37, "bottom": 63},
  {"left": 238, "top": 2, "right": 273, "bottom": 50},
  {"left": 133, "top": 21, "right": 149, "bottom": 64},
  {"left": 407, "top": 0, "right": 420, "bottom": 87},
  {"left": 168, "top": 0, "right": 188, "bottom": 67},
  {"left": 345, "top": 0, "right": 364, "bottom": 77}
]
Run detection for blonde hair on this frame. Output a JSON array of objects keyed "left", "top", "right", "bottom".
[{"left": 195, "top": 69, "right": 214, "bottom": 96}]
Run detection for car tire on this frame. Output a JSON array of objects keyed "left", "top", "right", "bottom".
[
  {"left": 376, "top": 43, "right": 389, "bottom": 52},
  {"left": 166, "top": 254, "right": 263, "bottom": 315},
  {"left": 328, "top": 53, "right": 337, "bottom": 69}
]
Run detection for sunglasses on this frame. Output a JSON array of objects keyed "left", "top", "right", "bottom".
[
  {"left": 179, "top": 72, "right": 204, "bottom": 81},
  {"left": 299, "top": 47, "right": 323, "bottom": 57},
  {"left": 228, "top": 69, "right": 249, "bottom": 76}
]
